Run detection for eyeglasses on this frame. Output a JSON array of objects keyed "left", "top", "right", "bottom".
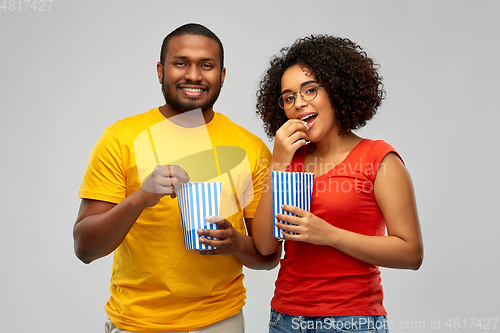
[{"left": 278, "top": 84, "right": 323, "bottom": 110}]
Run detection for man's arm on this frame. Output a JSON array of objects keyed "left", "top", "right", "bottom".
[
  {"left": 196, "top": 217, "right": 281, "bottom": 270},
  {"left": 74, "top": 165, "right": 189, "bottom": 264},
  {"left": 74, "top": 189, "right": 157, "bottom": 264}
]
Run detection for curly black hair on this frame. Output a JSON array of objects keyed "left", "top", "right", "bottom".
[{"left": 256, "top": 35, "right": 385, "bottom": 139}]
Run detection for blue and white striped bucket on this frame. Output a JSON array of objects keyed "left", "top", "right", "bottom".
[
  {"left": 177, "top": 181, "right": 221, "bottom": 250},
  {"left": 272, "top": 171, "right": 314, "bottom": 240}
]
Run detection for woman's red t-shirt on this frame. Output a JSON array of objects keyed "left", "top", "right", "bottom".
[{"left": 271, "top": 139, "right": 402, "bottom": 316}]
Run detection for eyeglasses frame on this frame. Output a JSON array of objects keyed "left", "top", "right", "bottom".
[{"left": 278, "top": 84, "right": 323, "bottom": 110}]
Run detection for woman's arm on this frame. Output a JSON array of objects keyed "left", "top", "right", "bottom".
[
  {"left": 276, "top": 153, "right": 423, "bottom": 269},
  {"left": 252, "top": 120, "right": 308, "bottom": 256},
  {"left": 252, "top": 169, "right": 284, "bottom": 256}
]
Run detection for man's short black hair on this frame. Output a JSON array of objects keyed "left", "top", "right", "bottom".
[{"left": 160, "top": 23, "right": 224, "bottom": 68}]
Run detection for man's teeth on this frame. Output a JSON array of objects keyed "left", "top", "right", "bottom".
[{"left": 182, "top": 88, "right": 204, "bottom": 92}]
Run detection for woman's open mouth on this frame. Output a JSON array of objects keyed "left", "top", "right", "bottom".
[{"left": 300, "top": 113, "right": 318, "bottom": 129}]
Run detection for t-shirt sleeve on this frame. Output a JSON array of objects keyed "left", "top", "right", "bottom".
[
  {"left": 366, "top": 140, "right": 404, "bottom": 183},
  {"left": 79, "top": 127, "right": 127, "bottom": 204},
  {"left": 243, "top": 141, "right": 272, "bottom": 219}
]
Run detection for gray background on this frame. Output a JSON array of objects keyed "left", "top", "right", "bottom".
[{"left": 1, "top": 1, "right": 499, "bottom": 332}]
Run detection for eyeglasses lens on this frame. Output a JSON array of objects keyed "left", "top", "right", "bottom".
[{"left": 279, "top": 84, "right": 320, "bottom": 110}]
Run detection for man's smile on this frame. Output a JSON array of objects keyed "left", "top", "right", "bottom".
[{"left": 178, "top": 85, "right": 207, "bottom": 98}]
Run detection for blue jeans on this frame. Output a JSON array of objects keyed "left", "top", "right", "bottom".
[{"left": 269, "top": 308, "right": 389, "bottom": 333}]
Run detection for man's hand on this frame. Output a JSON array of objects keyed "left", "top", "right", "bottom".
[
  {"left": 196, "top": 216, "right": 241, "bottom": 255},
  {"left": 140, "top": 165, "right": 190, "bottom": 207}
]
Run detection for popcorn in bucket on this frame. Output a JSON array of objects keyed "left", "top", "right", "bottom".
[
  {"left": 177, "top": 181, "right": 221, "bottom": 250},
  {"left": 272, "top": 171, "right": 314, "bottom": 239}
]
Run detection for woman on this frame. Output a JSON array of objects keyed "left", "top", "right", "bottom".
[{"left": 253, "top": 35, "right": 423, "bottom": 333}]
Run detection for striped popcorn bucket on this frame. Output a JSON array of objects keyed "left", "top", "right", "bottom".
[
  {"left": 177, "top": 181, "right": 221, "bottom": 250},
  {"left": 272, "top": 171, "right": 315, "bottom": 240}
]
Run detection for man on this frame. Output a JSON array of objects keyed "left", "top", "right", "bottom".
[{"left": 74, "top": 23, "right": 280, "bottom": 333}]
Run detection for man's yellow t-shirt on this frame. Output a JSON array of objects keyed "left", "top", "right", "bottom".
[{"left": 79, "top": 108, "right": 271, "bottom": 332}]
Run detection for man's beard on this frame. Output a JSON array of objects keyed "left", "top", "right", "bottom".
[{"left": 161, "top": 79, "right": 221, "bottom": 113}]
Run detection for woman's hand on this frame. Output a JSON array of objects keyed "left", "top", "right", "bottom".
[
  {"left": 271, "top": 120, "right": 308, "bottom": 171},
  {"left": 275, "top": 205, "right": 334, "bottom": 246}
]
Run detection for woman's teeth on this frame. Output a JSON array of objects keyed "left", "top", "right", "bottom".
[{"left": 300, "top": 114, "right": 317, "bottom": 122}]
